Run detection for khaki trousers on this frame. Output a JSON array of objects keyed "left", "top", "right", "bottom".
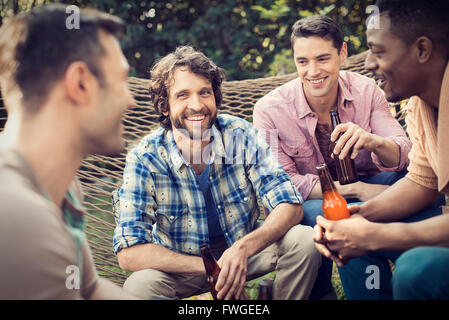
[{"left": 123, "top": 224, "right": 321, "bottom": 300}]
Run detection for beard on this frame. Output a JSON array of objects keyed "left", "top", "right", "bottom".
[{"left": 171, "top": 107, "right": 217, "bottom": 140}]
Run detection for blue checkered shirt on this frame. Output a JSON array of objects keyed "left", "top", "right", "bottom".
[{"left": 113, "top": 114, "right": 303, "bottom": 256}]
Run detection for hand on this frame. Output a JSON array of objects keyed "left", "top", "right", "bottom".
[
  {"left": 215, "top": 241, "right": 249, "bottom": 300},
  {"left": 336, "top": 181, "right": 389, "bottom": 202},
  {"left": 313, "top": 223, "right": 344, "bottom": 267},
  {"left": 331, "top": 122, "right": 382, "bottom": 160},
  {"left": 315, "top": 214, "right": 374, "bottom": 265}
]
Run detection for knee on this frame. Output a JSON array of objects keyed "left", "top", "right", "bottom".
[
  {"left": 301, "top": 200, "right": 323, "bottom": 227},
  {"left": 393, "top": 247, "right": 434, "bottom": 299},
  {"left": 124, "top": 269, "right": 174, "bottom": 300},
  {"left": 282, "top": 225, "right": 321, "bottom": 265}
]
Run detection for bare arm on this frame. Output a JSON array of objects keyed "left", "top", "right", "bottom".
[
  {"left": 308, "top": 179, "right": 389, "bottom": 202},
  {"left": 215, "top": 203, "right": 302, "bottom": 299},
  {"left": 314, "top": 210, "right": 449, "bottom": 266},
  {"left": 117, "top": 243, "right": 204, "bottom": 275},
  {"left": 358, "top": 176, "right": 441, "bottom": 222}
]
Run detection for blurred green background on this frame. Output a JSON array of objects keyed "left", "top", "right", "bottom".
[{"left": 0, "top": 0, "right": 374, "bottom": 80}]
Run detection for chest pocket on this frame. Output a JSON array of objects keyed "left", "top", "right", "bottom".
[
  {"left": 222, "top": 168, "right": 257, "bottom": 230},
  {"left": 280, "top": 139, "right": 314, "bottom": 158}
]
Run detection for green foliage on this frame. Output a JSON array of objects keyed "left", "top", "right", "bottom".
[
  {"left": 0, "top": 0, "right": 375, "bottom": 80},
  {"left": 267, "top": 48, "right": 296, "bottom": 76}
]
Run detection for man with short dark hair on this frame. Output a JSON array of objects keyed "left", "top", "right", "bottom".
[
  {"left": 314, "top": 0, "right": 449, "bottom": 300},
  {"left": 0, "top": 4, "right": 137, "bottom": 299},
  {"left": 113, "top": 46, "right": 321, "bottom": 300},
  {"left": 253, "top": 14, "right": 413, "bottom": 299}
]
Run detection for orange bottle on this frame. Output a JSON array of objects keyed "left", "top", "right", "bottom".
[{"left": 316, "top": 163, "right": 350, "bottom": 220}]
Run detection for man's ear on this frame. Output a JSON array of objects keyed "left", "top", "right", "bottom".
[
  {"left": 414, "top": 36, "right": 433, "bottom": 64},
  {"left": 64, "top": 61, "right": 96, "bottom": 105},
  {"left": 339, "top": 42, "right": 348, "bottom": 64}
]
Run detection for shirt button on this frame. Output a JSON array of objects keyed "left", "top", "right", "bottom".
[
  {"left": 225, "top": 233, "right": 229, "bottom": 237},
  {"left": 200, "top": 209, "right": 204, "bottom": 213},
  {"left": 243, "top": 197, "right": 248, "bottom": 201},
  {"left": 169, "top": 216, "right": 174, "bottom": 221},
  {"left": 217, "top": 205, "right": 221, "bottom": 209},
  {"left": 209, "top": 176, "right": 213, "bottom": 180}
]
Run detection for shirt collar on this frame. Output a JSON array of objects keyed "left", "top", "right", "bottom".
[
  {"left": 165, "top": 123, "right": 227, "bottom": 172},
  {"left": 296, "top": 72, "right": 355, "bottom": 119}
]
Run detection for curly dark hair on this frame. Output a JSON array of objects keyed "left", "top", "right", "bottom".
[{"left": 148, "top": 46, "right": 226, "bottom": 130}]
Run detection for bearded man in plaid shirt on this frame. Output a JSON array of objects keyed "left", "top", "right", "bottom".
[{"left": 113, "top": 46, "right": 321, "bottom": 300}]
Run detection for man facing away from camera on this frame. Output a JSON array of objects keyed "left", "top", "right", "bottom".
[{"left": 0, "top": 4, "right": 138, "bottom": 299}]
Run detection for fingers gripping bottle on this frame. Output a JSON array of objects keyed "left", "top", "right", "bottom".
[{"left": 330, "top": 110, "right": 358, "bottom": 185}]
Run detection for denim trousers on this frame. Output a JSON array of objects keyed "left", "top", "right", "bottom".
[
  {"left": 336, "top": 193, "right": 446, "bottom": 299},
  {"left": 302, "top": 170, "right": 409, "bottom": 299}
]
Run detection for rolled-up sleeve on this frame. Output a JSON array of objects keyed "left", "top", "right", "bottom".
[
  {"left": 245, "top": 124, "right": 303, "bottom": 213},
  {"left": 368, "top": 86, "right": 412, "bottom": 171},
  {"left": 113, "top": 149, "right": 156, "bottom": 254}
]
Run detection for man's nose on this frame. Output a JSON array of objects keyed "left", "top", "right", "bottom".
[
  {"left": 364, "top": 50, "right": 377, "bottom": 72},
  {"left": 188, "top": 94, "right": 203, "bottom": 111},
  {"left": 308, "top": 61, "right": 320, "bottom": 77}
]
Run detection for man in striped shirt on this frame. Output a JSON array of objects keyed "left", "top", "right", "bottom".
[{"left": 113, "top": 46, "right": 321, "bottom": 300}]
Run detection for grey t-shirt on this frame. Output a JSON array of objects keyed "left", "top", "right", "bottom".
[{"left": 0, "top": 150, "right": 98, "bottom": 299}]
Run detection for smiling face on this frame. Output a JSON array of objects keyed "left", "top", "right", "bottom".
[
  {"left": 365, "top": 14, "right": 421, "bottom": 102},
  {"left": 293, "top": 36, "right": 347, "bottom": 103},
  {"left": 166, "top": 67, "right": 217, "bottom": 140}
]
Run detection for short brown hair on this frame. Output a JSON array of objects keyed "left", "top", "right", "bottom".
[
  {"left": 291, "top": 15, "right": 343, "bottom": 53},
  {"left": 149, "top": 46, "right": 226, "bottom": 130},
  {"left": 0, "top": 4, "right": 125, "bottom": 114}
]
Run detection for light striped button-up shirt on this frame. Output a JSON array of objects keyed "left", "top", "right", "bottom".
[{"left": 113, "top": 114, "right": 302, "bottom": 256}]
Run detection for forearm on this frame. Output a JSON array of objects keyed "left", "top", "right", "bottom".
[
  {"left": 117, "top": 243, "right": 204, "bottom": 274},
  {"left": 88, "top": 278, "right": 140, "bottom": 300},
  {"left": 307, "top": 181, "right": 323, "bottom": 199},
  {"left": 372, "top": 135, "right": 400, "bottom": 168},
  {"left": 371, "top": 214, "right": 449, "bottom": 251},
  {"left": 360, "top": 177, "right": 441, "bottom": 222},
  {"left": 236, "top": 203, "right": 302, "bottom": 257}
]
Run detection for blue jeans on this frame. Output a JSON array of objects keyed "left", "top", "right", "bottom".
[
  {"left": 337, "top": 194, "right": 446, "bottom": 300},
  {"left": 302, "top": 170, "right": 408, "bottom": 299},
  {"left": 393, "top": 246, "right": 449, "bottom": 299}
]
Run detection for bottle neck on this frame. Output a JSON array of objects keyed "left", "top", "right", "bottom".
[
  {"left": 319, "top": 169, "right": 337, "bottom": 194},
  {"left": 330, "top": 110, "right": 341, "bottom": 130}
]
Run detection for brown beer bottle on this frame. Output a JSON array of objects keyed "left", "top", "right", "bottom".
[
  {"left": 200, "top": 244, "right": 221, "bottom": 300},
  {"left": 257, "top": 279, "right": 273, "bottom": 300},
  {"left": 330, "top": 110, "right": 358, "bottom": 185},
  {"left": 316, "top": 163, "right": 350, "bottom": 220}
]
